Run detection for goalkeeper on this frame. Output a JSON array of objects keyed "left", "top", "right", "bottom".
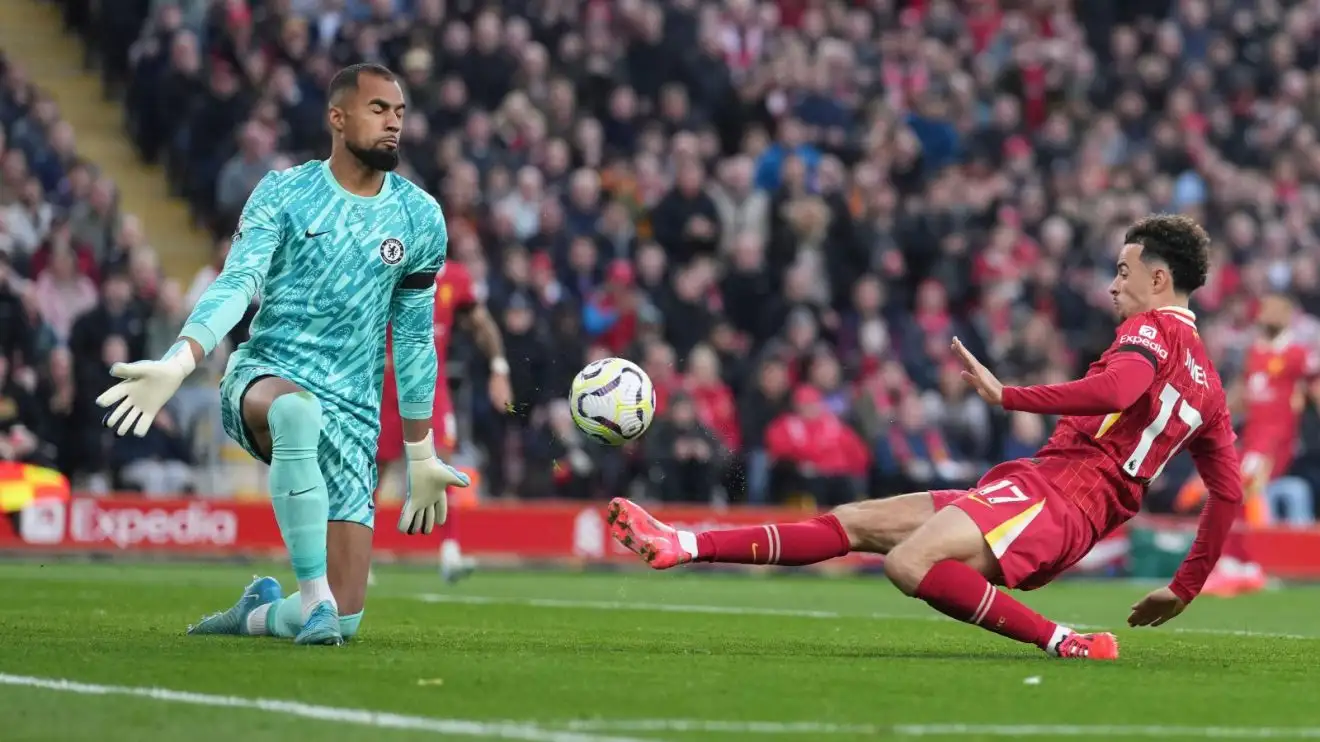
[{"left": 95, "top": 63, "right": 468, "bottom": 646}]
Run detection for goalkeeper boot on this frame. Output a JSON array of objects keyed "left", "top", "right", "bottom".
[
  {"left": 607, "top": 497, "right": 692, "bottom": 570},
  {"left": 294, "top": 601, "right": 344, "bottom": 646},
  {"left": 187, "top": 575, "right": 282, "bottom": 636},
  {"left": 1052, "top": 632, "right": 1119, "bottom": 661}
]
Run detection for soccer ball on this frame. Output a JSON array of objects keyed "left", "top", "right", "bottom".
[{"left": 569, "top": 357, "right": 656, "bottom": 445}]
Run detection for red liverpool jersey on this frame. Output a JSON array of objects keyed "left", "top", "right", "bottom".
[
  {"left": 1032, "top": 306, "right": 1236, "bottom": 534},
  {"left": 432, "top": 260, "right": 478, "bottom": 361},
  {"left": 1239, "top": 332, "right": 1320, "bottom": 474}
]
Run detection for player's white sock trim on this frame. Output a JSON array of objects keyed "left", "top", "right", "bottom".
[
  {"left": 246, "top": 603, "right": 272, "bottom": 636},
  {"left": 677, "top": 530, "right": 699, "bottom": 558},
  {"left": 971, "top": 583, "right": 996, "bottom": 625},
  {"left": 298, "top": 576, "right": 337, "bottom": 622},
  {"left": 1046, "top": 625, "right": 1074, "bottom": 656}
]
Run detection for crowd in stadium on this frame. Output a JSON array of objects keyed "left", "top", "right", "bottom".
[{"left": 0, "top": 0, "right": 1315, "bottom": 521}]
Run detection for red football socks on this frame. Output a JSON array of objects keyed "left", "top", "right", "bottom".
[
  {"left": 695, "top": 515, "right": 852, "bottom": 565},
  {"left": 915, "top": 560, "right": 1057, "bottom": 649}
]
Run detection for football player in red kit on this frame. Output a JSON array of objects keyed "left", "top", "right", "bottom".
[
  {"left": 609, "top": 215, "right": 1243, "bottom": 660},
  {"left": 1180, "top": 292, "right": 1320, "bottom": 596},
  {"left": 379, "top": 258, "right": 512, "bottom": 581}
]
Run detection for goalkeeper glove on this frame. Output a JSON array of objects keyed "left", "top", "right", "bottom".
[
  {"left": 95, "top": 340, "right": 196, "bottom": 437},
  {"left": 399, "top": 430, "right": 471, "bottom": 535}
]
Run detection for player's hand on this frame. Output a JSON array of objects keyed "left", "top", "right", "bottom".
[
  {"left": 399, "top": 431, "right": 471, "bottom": 535},
  {"left": 951, "top": 336, "right": 1003, "bottom": 407},
  {"left": 488, "top": 372, "right": 513, "bottom": 413},
  {"left": 94, "top": 340, "right": 196, "bottom": 437},
  {"left": 1127, "top": 587, "right": 1187, "bottom": 627}
]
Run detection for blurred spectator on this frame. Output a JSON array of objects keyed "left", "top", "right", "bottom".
[
  {"left": 3, "top": 177, "right": 54, "bottom": 255},
  {"left": 875, "top": 396, "right": 976, "bottom": 494},
  {"left": 0, "top": 354, "right": 51, "bottom": 467},
  {"left": 765, "top": 384, "right": 869, "bottom": 507},
  {"left": 216, "top": 122, "right": 276, "bottom": 224},
  {"left": 34, "top": 242, "right": 97, "bottom": 346},
  {"left": 111, "top": 407, "right": 194, "bottom": 496},
  {"left": 645, "top": 391, "right": 726, "bottom": 502},
  {"left": 739, "top": 354, "right": 791, "bottom": 504}
]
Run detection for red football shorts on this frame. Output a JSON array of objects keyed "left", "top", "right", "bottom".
[{"left": 930, "top": 459, "right": 1097, "bottom": 591}]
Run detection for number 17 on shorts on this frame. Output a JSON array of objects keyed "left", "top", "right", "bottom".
[{"left": 963, "top": 480, "right": 1046, "bottom": 558}]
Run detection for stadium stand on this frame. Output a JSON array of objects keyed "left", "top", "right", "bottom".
[{"left": 0, "top": 0, "right": 1315, "bottom": 526}]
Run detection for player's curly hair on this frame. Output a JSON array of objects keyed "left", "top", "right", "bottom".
[{"left": 1124, "top": 214, "right": 1211, "bottom": 294}]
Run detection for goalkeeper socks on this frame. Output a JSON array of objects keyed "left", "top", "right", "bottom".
[
  {"left": 254, "top": 596, "right": 358, "bottom": 639},
  {"left": 339, "top": 611, "right": 363, "bottom": 641},
  {"left": 267, "top": 393, "right": 336, "bottom": 620},
  {"left": 914, "top": 560, "right": 1058, "bottom": 650},
  {"left": 260, "top": 594, "right": 306, "bottom": 638},
  {"left": 690, "top": 515, "right": 851, "bottom": 565}
]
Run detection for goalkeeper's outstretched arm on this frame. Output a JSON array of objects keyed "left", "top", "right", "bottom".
[{"left": 178, "top": 172, "right": 286, "bottom": 363}]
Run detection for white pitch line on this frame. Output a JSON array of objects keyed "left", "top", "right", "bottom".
[
  {"left": 0, "top": 674, "right": 650, "bottom": 742},
  {"left": 565, "top": 719, "right": 1320, "bottom": 738},
  {"left": 416, "top": 593, "right": 845, "bottom": 619},
  {"left": 415, "top": 594, "right": 1320, "bottom": 641}
]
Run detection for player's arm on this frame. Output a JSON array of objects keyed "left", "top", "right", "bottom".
[
  {"left": 952, "top": 335, "right": 1156, "bottom": 414},
  {"left": 1130, "top": 410, "right": 1242, "bottom": 627},
  {"left": 1173, "top": 412, "right": 1244, "bottom": 603},
  {"left": 391, "top": 239, "right": 443, "bottom": 445},
  {"left": 455, "top": 301, "right": 513, "bottom": 411},
  {"left": 1001, "top": 355, "right": 1156, "bottom": 415},
  {"left": 95, "top": 172, "right": 284, "bottom": 437},
  {"left": 179, "top": 171, "right": 285, "bottom": 363},
  {"left": 1305, "top": 348, "right": 1320, "bottom": 408},
  {"left": 455, "top": 303, "right": 509, "bottom": 377},
  {"left": 1004, "top": 319, "right": 1164, "bottom": 415},
  {"left": 391, "top": 205, "right": 469, "bottom": 535}
]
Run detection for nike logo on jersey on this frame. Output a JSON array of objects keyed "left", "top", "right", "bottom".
[
  {"left": 288, "top": 487, "right": 318, "bottom": 497},
  {"left": 305, "top": 229, "right": 332, "bottom": 238}
]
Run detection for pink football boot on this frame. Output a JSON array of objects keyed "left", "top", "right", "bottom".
[
  {"left": 606, "top": 498, "right": 693, "bottom": 570},
  {"left": 1054, "top": 632, "right": 1120, "bottom": 660}
]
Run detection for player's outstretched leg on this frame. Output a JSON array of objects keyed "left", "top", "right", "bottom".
[
  {"left": 606, "top": 495, "right": 934, "bottom": 568},
  {"left": 884, "top": 507, "right": 1117, "bottom": 660},
  {"left": 607, "top": 497, "right": 851, "bottom": 568},
  {"left": 188, "top": 575, "right": 283, "bottom": 635},
  {"left": 265, "top": 392, "right": 341, "bottom": 645}
]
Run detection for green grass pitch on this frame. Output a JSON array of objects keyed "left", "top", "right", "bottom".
[{"left": 1, "top": 561, "right": 1318, "bottom": 742}]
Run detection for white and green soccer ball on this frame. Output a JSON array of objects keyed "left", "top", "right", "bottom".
[{"left": 569, "top": 357, "right": 656, "bottom": 445}]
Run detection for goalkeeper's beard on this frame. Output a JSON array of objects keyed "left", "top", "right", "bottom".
[{"left": 347, "top": 141, "right": 401, "bottom": 172}]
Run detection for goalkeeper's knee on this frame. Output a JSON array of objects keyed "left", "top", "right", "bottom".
[
  {"left": 340, "top": 611, "right": 363, "bottom": 640},
  {"left": 268, "top": 392, "right": 322, "bottom": 458}
]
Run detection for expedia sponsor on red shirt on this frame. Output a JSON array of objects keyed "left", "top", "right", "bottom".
[{"left": 1117, "top": 333, "right": 1169, "bottom": 360}]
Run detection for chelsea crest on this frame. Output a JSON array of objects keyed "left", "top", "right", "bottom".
[{"left": 379, "top": 238, "right": 405, "bottom": 265}]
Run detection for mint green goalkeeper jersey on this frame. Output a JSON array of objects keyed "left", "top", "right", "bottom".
[{"left": 182, "top": 159, "right": 447, "bottom": 436}]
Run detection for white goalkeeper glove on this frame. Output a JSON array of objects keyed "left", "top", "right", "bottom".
[
  {"left": 95, "top": 340, "right": 196, "bottom": 437},
  {"left": 399, "top": 430, "right": 471, "bottom": 535}
]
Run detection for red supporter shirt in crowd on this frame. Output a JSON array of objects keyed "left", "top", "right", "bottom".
[
  {"left": 686, "top": 378, "right": 741, "bottom": 452},
  {"left": 1000, "top": 306, "right": 1243, "bottom": 602},
  {"left": 1239, "top": 331, "right": 1320, "bottom": 476}
]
